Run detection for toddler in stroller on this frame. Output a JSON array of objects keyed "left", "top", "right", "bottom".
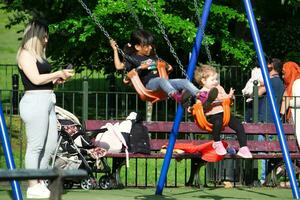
[{"left": 52, "top": 106, "right": 112, "bottom": 190}]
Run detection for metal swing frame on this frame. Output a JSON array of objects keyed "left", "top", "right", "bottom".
[
  {"left": 75, "top": 0, "right": 299, "bottom": 198},
  {"left": 156, "top": 1, "right": 300, "bottom": 199}
]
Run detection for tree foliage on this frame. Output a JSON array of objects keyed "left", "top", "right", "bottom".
[{"left": 2, "top": 0, "right": 300, "bottom": 74}]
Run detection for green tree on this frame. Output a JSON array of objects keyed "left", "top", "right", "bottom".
[
  {"left": 2, "top": 0, "right": 299, "bottom": 73},
  {"left": 254, "top": 0, "right": 300, "bottom": 63}
]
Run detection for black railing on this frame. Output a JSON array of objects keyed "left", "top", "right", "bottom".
[{"left": 2, "top": 64, "right": 297, "bottom": 187}]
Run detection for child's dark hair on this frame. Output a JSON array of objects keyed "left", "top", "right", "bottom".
[
  {"left": 124, "top": 29, "right": 155, "bottom": 56},
  {"left": 131, "top": 29, "right": 154, "bottom": 46}
]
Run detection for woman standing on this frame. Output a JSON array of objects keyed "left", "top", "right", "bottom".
[
  {"left": 281, "top": 61, "right": 300, "bottom": 147},
  {"left": 17, "top": 20, "right": 74, "bottom": 199}
]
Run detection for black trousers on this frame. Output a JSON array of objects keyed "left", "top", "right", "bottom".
[{"left": 207, "top": 112, "right": 247, "bottom": 147}]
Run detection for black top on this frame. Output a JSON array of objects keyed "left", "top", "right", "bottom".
[
  {"left": 259, "top": 75, "right": 284, "bottom": 123},
  {"left": 125, "top": 54, "right": 159, "bottom": 85},
  {"left": 19, "top": 59, "right": 54, "bottom": 91}
]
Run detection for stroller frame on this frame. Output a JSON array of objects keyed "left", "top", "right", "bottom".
[{"left": 51, "top": 106, "right": 114, "bottom": 190}]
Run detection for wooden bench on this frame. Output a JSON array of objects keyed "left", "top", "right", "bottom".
[{"left": 85, "top": 120, "right": 298, "bottom": 187}]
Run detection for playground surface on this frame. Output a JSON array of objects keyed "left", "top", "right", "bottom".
[{"left": 0, "top": 184, "right": 294, "bottom": 200}]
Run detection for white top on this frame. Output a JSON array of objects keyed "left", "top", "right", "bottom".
[{"left": 290, "top": 79, "right": 300, "bottom": 108}]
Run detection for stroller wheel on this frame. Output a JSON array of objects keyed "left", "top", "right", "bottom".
[
  {"left": 80, "top": 178, "right": 96, "bottom": 190},
  {"left": 99, "top": 175, "right": 112, "bottom": 190},
  {"left": 43, "top": 180, "right": 50, "bottom": 187},
  {"left": 63, "top": 181, "right": 74, "bottom": 189}
]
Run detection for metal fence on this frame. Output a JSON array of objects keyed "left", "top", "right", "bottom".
[
  {"left": 0, "top": 64, "right": 251, "bottom": 91},
  {"left": 0, "top": 85, "right": 284, "bottom": 187},
  {"left": 0, "top": 86, "right": 251, "bottom": 124},
  {"left": 0, "top": 63, "right": 253, "bottom": 122},
  {"left": 1, "top": 64, "right": 295, "bottom": 187}
]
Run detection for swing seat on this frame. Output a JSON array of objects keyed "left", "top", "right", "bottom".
[
  {"left": 192, "top": 98, "right": 231, "bottom": 132},
  {"left": 125, "top": 60, "right": 170, "bottom": 103}
]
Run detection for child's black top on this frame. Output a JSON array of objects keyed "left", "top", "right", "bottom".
[{"left": 125, "top": 54, "right": 159, "bottom": 85}]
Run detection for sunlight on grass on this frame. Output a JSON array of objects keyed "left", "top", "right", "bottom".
[
  {"left": 0, "top": 115, "right": 25, "bottom": 169},
  {"left": 0, "top": 6, "right": 23, "bottom": 65}
]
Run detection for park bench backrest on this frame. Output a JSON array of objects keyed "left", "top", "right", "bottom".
[{"left": 85, "top": 120, "right": 295, "bottom": 135}]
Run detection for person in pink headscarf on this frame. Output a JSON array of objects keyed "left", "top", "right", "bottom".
[{"left": 280, "top": 61, "right": 300, "bottom": 146}]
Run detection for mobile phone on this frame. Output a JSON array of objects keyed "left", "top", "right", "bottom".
[{"left": 66, "top": 64, "right": 73, "bottom": 69}]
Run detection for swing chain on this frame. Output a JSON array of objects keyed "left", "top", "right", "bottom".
[
  {"left": 146, "top": 0, "right": 189, "bottom": 79},
  {"left": 125, "top": 0, "right": 144, "bottom": 30},
  {"left": 78, "top": 0, "right": 128, "bottom": 59},
  {"left": 193, "top": 0, "right": 212, "bottom": 63}
]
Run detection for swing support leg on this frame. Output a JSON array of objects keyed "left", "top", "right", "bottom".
[
  {"left": 243, "top": 0, "right": 300, "bottom": 198},
  {"left": 156, "top": 0, "right": 300, "bottom": 198},
  {"left": 0, "top": 101, "right": 23, "bottom": 200},
  {"left": 155, "top": 0, "right": 213, "bottom": 195}
]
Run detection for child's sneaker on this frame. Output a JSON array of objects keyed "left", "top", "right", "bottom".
[
  {"left": 237, "top": 146, "right": 253, "bottom": 158},
  {"left": 196, "top": 91, "right": 208, "bottom": 103},
  {"left": 170, "top": 91, "right": 182, "bottom": 103},
  {"left": 27, "top": 183, "right": 50, "bottom": 199},
  {"left": 212, "top": 141, "right": 227, "bottom": 156},
  {"left": 181, "top": 90, "right": 193, "bottom": 108},
  {"left": 197, "top": 87, "right": 218, "bottom": 111}
]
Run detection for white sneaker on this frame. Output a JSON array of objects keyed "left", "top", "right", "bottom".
[
  {"left": 39, "top": 181, "right": 51, "bottom": 194},
  {"left": 237, "top": 146, "right": 253, "bottom": 158},
  {"left": 27, "top": 183, "right": 50, "bottom": 199},
  {"left": 212, "top": 141, "right": 227, "bottom": 156}
]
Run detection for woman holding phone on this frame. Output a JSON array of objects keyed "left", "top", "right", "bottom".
[{"left": 17, "top": 20, "right": 74, "bottom": 199}]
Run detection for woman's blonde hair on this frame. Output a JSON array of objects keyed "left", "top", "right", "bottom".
[
  {"left": 16, "top": 20, "right": 48, "bottom": 62},
  {"left": 194, "top": 64, "right": 217, "bottom": 86}
]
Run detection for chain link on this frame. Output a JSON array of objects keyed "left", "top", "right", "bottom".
[
  {"left": 125, "top": 0, "right": 143, "bottom": 29},
  {"left": 193, "top": 0, "right": 212, "bottom": 63},
  {"left": 78, "top": 0, "right": 129, "bottom": 59},
  {"left": 78, "top": 0, "right": 210, "bottom": 76},
  {"left": 146, "top": 0, "right": 188, "bottom": 79}
]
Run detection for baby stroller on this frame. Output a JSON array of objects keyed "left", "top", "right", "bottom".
[{"left": 51, "top": 106, "right": 113, "bottom": 190}]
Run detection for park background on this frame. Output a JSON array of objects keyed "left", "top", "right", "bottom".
[{"left": 0, "top": 0, "right": 300, "bottom": 199}]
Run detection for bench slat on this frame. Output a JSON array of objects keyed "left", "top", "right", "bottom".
[
  {"left": 100, "top": 139, "right": 299, "bottom": 159},
  {"left": 84, "top": 120, "right": 298, "bottom": 162},
  {"left": 148, "top": 139, "right": 298, "bottom": 152},
  {"left": 103, "top": 152, "right": 300, "bottom": 160},
  {"left": 85, "top": 120, "right": 295, "bottom": 135}
]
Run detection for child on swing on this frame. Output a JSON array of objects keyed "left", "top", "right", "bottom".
[
  {"left": 192, "top": 64, "right": 252, "bottom": 158},
  {"left": 110, "top": 29, "right": 203, "bottom": 103}
]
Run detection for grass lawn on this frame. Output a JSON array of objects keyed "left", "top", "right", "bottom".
[
  {"left": 0, "top": 185, "right": 295, "bottom": 200},
  {"left": 0, "top": 6, "right": 23, "bottom": 65},
  {"left": 0, "top": 4, "right": 23, "bottom": 92},
  {"left": 0, "top": 5, "right": 112, "bottom": 92}
]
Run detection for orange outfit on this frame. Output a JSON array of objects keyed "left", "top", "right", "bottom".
[{"left": 282, "top": 62, "right": 300, "bottom": 120}]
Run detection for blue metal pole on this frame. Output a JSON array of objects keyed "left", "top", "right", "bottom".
[
  {"left": 0, "top": 101, "right": 23, "bottom": 200},
  {"left": 155, "top": 0, "right": 213, "bottom": 195},
  {"left": 243, "top": 0, "right": 300, "bottom": 198}
]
